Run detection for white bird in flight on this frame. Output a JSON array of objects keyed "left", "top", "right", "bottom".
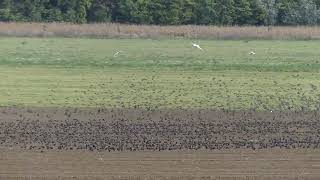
[
  {"left": 249, "top": 51, "right": 256, "bottom": 55},
  {"left": 192, "top": 43, "right": 203, "bottom": 51},
  {"left": 113, "top": 50, "right": 123, "bottom": 57}
]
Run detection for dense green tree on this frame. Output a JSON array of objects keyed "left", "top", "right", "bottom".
[
  {"left": 250, "top": 0, "right": 267, "bottom": 25},
  {"left": 215, "top": 0, "right": 235, "bottom": 25},
  {"left": 179, "top": 0, "right": 196, "bottom": 24},
  {"left": 312, "top": 0, "right": 320, "bottom": 7},
  {"left": 115, "top": 0, "right": 151, "bottom": 24},
  {"left": 1, "top": 0, "right": 320, "bottom": 25},
  {"left": 76, "top": 0, "right": 92, "bottom": 23},
  {"left": 146, "top": 0, "right": 182, "bottom": 25},
  {"left": 193, "top": 0, "right": 217, "bottom": 25},
  {"left": 283, "top": 0, "right": 319, "bottom": 25},
  {"left": 0, "top": 0, "right": 14, "bottom": 21},
  {"left": 234, "top": 0, "right": 252, "bottom": 25},
  {"left": 87, "top": 0, "right": 111, "bottom": 22},
  {"left": 276, "top": 0, "right": 297, "bottom": 25},
  {"left": 261, "top": 0, "right": 278, "bottom": 25}
]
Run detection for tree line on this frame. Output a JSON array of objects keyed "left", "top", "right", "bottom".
[{"left": 1, "top": 0, "right": 320, "bottom": 26}]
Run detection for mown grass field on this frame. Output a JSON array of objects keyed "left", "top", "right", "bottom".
[{"left": 1, "top": 37, "right": 320, "bottom": 110}]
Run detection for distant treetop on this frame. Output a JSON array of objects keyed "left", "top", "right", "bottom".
[{"left": 1, "top": 0, "right": 320, "bottom": 26}]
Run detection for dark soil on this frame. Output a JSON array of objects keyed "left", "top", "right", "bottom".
[{"left": 0, "top": 107, "right": 320, "bottom": 151}]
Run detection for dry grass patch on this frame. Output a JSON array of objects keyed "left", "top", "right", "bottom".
[{"left": 2, "top": 22, "right": 320, "bottom": 39}]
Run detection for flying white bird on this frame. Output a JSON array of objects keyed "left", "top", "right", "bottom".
[
  {"left": 192, "top": 43, "right": 203, "bottom": 51},
  {"left": 113, "top": 50, "right": 123, "bottom": 57},
  {"left": 249, "top": 51, "right": 256, "bottom": 55}
]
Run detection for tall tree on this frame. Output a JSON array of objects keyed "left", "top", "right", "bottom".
[
  {"left": 76, "top": 0, "right": 92, "bottom": 23},
  {"left": 250, "top": 0, "right": 267, "bottom": 25},
  {"left": 87, "top": 0, "right": 112, "bottom": 22},
  {"left": 115, "top": 0, "right": 151, "bottom": 24},
  {"left": 234, "top": 0, "right": 252, "bottom": 25},
  {"left": 215, "top": 0, "right": 235, "bottom": 25},
  {"left": 194, "top": 0, "right": 217, "bottom": 25},
  {"left": 0, "top": 0, "right": 14, "bottom": 21},
  {"left": 147, "top": 0, "right": 182, "bottom": 25},
  {"left": 180, "top": 0, "right": 197, "bottom": 24},
  {"left": 1, "top": 0, "right": 320, "bottom": 25},
  {"left": 261, "top": 0, "right": 278, "bottom": 25},
  {"left": 283, "top": 0, "right": 319, "bottom": 25}
]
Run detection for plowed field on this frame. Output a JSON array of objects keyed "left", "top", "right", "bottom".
[
  {"left": 1, "top": 149, "right": 320, "bottom": 179},
  {"left": 1, "top": 107, "right": 320, "bottom": 151},
  {"left": 1, "top": 107, "right": 320, "bottom": 179}
]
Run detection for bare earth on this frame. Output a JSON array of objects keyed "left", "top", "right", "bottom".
[
  {"left": 1, "top": 107, "right": 320, "bottom": 179},
  {"left": 1, "top": 149, "right": 320, "bottom": 179}
]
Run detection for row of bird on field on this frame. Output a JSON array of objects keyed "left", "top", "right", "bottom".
[{"left": 113, "top": 43, "right": 256, "bottom": 57}]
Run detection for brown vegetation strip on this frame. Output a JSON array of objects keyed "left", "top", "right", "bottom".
[
  {"left": 0, "top": 107, "right": 320, "bottom": 151},
  {"left": 1, "top": 22, "right": 320, "bottom": 39},
  {"left": 1, "top": 149, "right": 320, "bottom": 179}
]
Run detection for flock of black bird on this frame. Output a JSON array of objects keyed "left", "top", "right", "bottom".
[{"left": 0, "top": 107, "right": 319, "bottom": 151}]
